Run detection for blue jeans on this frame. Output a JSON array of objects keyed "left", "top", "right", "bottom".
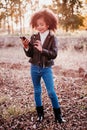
[{"left": 30, "top": 64, "right": 60, "bottom": 108}]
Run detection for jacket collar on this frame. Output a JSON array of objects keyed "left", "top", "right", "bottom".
[
  {"left": 35, "top": 31, "right": 54, "bottom": 48},
  {"left": 42, "top": 31, "right": 54, "bottom": 48}
]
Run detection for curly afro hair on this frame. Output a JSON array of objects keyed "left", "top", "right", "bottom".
[{"left": 30, "top": 9, "right": 58, "bottom": 31}]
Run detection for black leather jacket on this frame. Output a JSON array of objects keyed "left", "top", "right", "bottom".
[{"left": 24, "top": 32, "right": 58, "bottom": 67}]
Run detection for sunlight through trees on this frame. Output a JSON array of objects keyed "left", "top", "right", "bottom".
[{"left": 0, "top": 0, "right": 87, "bottom": 34}]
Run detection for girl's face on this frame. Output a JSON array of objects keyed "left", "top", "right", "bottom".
[{"left": 35, "top": 17, "right": 49, "bottom": 33}]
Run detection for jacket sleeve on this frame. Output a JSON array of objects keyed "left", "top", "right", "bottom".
[
  {"left": 41, "top": 37, "right": 58, "bottom": 59},
  {"left": 23, "top": 45, "right": 33, "bottom": 57}
]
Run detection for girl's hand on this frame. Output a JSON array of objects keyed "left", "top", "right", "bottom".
[
  {"left": 20, "top": 38, "right": 30, "bottom": 48},
  {"left": 34, "top": 40, "right": 42, "bottom": 52}
]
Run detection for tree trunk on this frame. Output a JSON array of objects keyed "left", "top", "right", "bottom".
[
  {"left": 11, "top": 16, "right": 14, "bottom": 34},
  {"left": 19, "top": 1, "right": 22, "bottom": 34}
]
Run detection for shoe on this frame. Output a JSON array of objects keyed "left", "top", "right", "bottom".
[
  {"left": 53, "top": 108, "right": 66, "bottom": 124},
  {"left": 36, "top": 106, "right": 44, "bottom": 122}
]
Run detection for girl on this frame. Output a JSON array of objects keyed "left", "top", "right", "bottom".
[{"left": 21, "top": 9, "right": 65, "bottom": 123}]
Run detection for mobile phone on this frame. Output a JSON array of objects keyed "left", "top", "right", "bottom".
[
  {"left": 33, "top": 34, "right": 39, "bottom": 43},
  {"left": 20, "top": 36, "right": 26, "bottom": 40}
]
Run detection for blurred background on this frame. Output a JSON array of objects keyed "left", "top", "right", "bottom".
[{"left": 0, "top": 0, "right": 87, "bottom": 35}]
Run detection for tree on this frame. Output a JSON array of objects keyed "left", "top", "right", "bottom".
[
  {"left": 82, "top": 15, "right": 87, "bottom": 30},
  {"left": 51, "top": 0, "right": 84, "bottom": 31},
  {"left": 0, "top": 0, "right": 18, "bottom": 34},
  {"left": 0, "top": 0, "right": 30, "bottom": 34},
  {"left": 0, "top": 0, "right": 10, "bottom": 33}
]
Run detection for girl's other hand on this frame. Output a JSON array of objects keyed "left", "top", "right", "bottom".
[{"left": 34, "top": 40, "right": 42, "bottom": 52}]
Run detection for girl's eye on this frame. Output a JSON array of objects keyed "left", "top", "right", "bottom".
[
  {"left": 40, "top": 24, "right": 43, "bottom": 26},
  {"left": 37, "top": 24, "right": 44, "bottom": 26}
]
